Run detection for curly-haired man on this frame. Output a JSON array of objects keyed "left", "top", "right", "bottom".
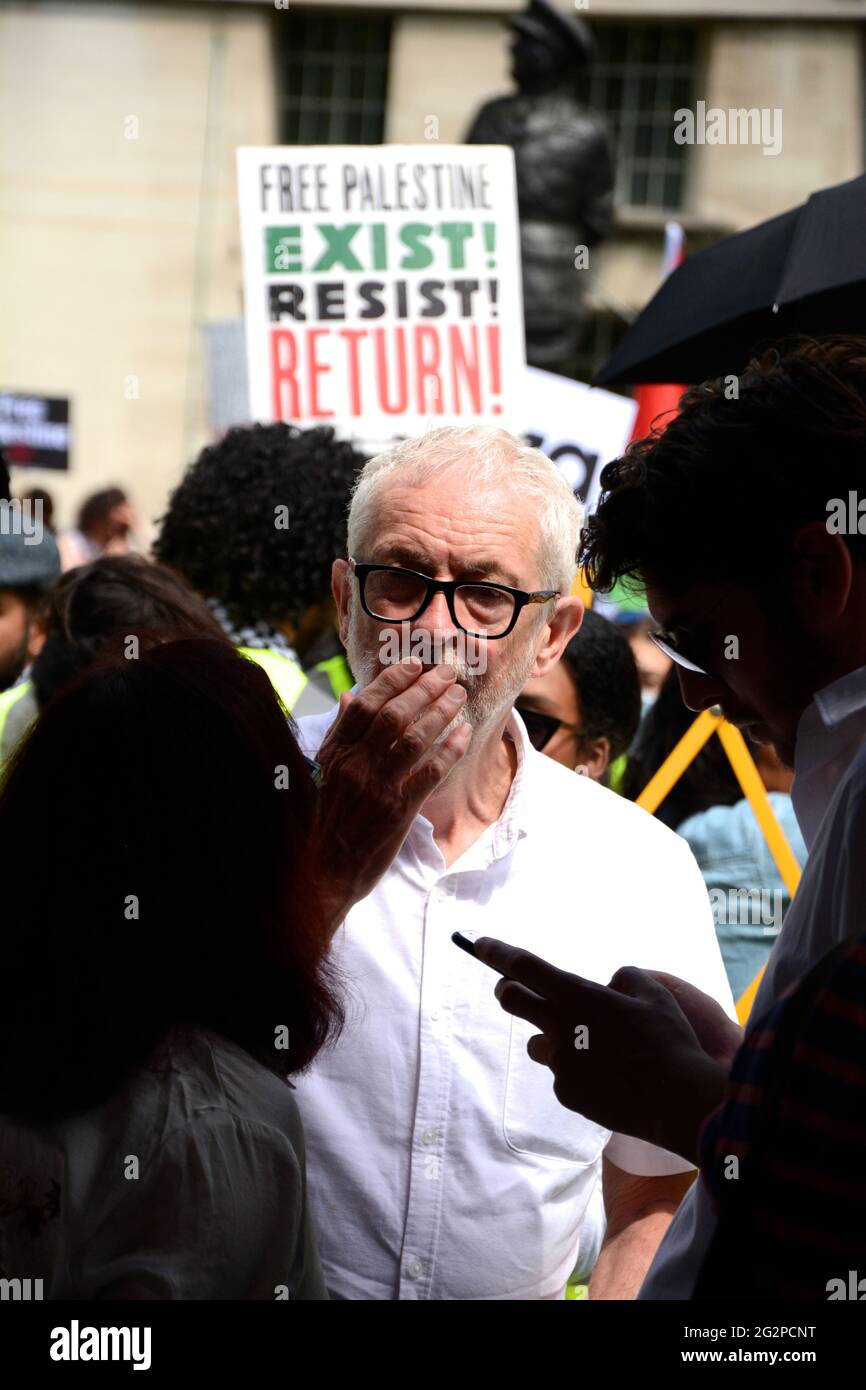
[{"left": 155, "top": 424, "right": 365, "bottom": 715}]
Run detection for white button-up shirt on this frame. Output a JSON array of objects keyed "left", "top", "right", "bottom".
[
  {"left": 297, "top": 705, "right": 735, "bottom": 1300},
  {"left": 640, "top": 663, "right": 866, "bottom": 1299}
]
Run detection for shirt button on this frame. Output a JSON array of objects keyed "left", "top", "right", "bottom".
[
  {"left": 429, "top": 1008, "right": 440, "bottom": 1021},
  {"left": 421, "top": 1127, "right": 438, "bottom": 1145},
  {"left": 407, "top": 1258, "right": 423, "bottom": 1279}
]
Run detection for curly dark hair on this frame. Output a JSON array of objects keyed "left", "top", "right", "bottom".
[
  {"left": 561, "top": 608, "right": 641, "bottom": 764},
  {"left": 154, "top": 424, "right": 366, "bottom": 629},
  {"left": 579, "top": 335, "right": 866, "bottom": 593}
]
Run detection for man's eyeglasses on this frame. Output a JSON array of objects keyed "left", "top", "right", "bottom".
[
  {"left": 349, "top": 558, "right": 559, "bottom": 640},
  {"left": 648, "top": 591, "right": 731, "bottom": 677},
  {"left": 516, "top": 703, "right": 584, "bottom": 752},
  {"left": 648, "top": 629, "right": 710, "bottom": 676}
]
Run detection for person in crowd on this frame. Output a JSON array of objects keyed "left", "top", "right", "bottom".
[
  {"left": 474, "top": 334, "right": 866, "bottom": 1298},
  {"left": 620, "top": 614, "right": 672, "bottom": 714},
  {"left": 154, "top": 424, "right": 364, "bottom": 716},
  {"left": 622, "top": 666, "right": 746, "bottom": 831},
  {"left": 58, "top": 486, "right": 140, "bottom": 570},
  {"left": 0, "top": 528, "right": 59, "bottom": 727},
  {"left": 0, "top": 554, "right": 227, "bottom": 764},
  {"left": 294, "top": 422, "right": 734, "bottom": 1301},
  {"left": 19, "top": 487, "right": 55, "bottom": 533},
  {"left": 623, "top": 667, "right": 807, "bottom": 1000},
  {"left": 516, "top": 606, "right": 641, "bottom": 781},
  {"left": 0, "top": 641, "right": 472, "bottom": 1297}
]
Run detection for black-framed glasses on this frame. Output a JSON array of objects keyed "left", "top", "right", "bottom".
[
  {"left": 515, "top": 703, "right": 584, "bottom": 752},
  {"left": 349, "top": 558, "right": 559, "bottom": 640}
]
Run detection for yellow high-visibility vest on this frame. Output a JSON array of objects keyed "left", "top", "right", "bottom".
[
  {"left": 0, "top": 680, "right": 34, "bottom": 764},
  {"left": 237, "top": 646, "right": 308, "bottom": 713},
  {"left": 314, "top": 652, "right": 353, "bottom": 698}
]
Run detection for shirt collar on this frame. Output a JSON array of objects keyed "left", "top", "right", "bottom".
[
  {"left": 812, "top": 663, "right": 866, "bottom": 728},
  {"left": 409, "top": 706, "right": 533, "bottom": 872},
  {"left": 792, "top": 662, "right": 866, "bottom": 848},
  {"left": 489, "top": 707, "right": 533, "bottom": 859}
]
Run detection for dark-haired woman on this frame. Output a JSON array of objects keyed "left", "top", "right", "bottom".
[
  {"left": 0, "top": 641, "right": 469, "bottom": 1298},
  {"left": 0, "top": 554, "right": 227, "bottom": 766}
]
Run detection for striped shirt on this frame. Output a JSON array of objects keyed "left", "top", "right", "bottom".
[{"left": 694, "top": 934, "right": 866, "bottom": 1300}]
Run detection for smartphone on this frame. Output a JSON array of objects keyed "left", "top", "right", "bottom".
[{"left": 451, "top": 931, "right": 511, "bottom": 978}]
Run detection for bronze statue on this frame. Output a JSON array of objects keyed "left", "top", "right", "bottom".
[{"left": 465, "top": 0, "right": 615, "bottom": 377}]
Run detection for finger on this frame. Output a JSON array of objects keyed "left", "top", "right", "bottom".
[
  {"left": 607, "top": 965, "right": 662, "bottom": 1001},
  {"left": 382, "top": 682, "right": 468, "bottom": 776},
  {"left": 527, "top": 1033, "right": 554, "bottom": 1067},
  {"left": 645, "top": 970, "right": 742, "bottom": 1061},
  {"left": 323, "top": 659, "right": 424, "bottom": 745},
  {"left": 491, "top": 977, "right": 552, "bottom": 1031},
  {"left": 403, "top": 720, "right": 472, "bottom": 805},
  {"left": 362, "top": 663, "right": 462, "bottom": 761},
  {"left": 474, "top": 937, "right": 586, "bottom": 1004},
  {"left": 646, "top": 970, "right": 722, "bottom": 1015}
]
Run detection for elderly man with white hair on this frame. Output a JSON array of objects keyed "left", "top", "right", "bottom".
[{"left": 295, "top": 424, "right": 734, "bottom": 1300}]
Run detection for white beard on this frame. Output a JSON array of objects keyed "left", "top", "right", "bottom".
[{"left": 345, "top": 598, "right": 539, "bottom": 747}]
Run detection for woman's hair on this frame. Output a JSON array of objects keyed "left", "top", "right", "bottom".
[
  {"left": 622, "top": 666, "right": 742, "bottom": 829},
  {"left": 561, "top": 609, "right": 641, "bottom": 764},
  {"left": 31, "top": 554, "right": 227, "bottom": 710},
  {"left": 0, "top": 638, "right": 343, "bottom": 1120}
]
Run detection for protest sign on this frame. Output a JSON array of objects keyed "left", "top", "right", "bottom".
[
  {"left": 520, "top": 366, "right": 637, "bottom": 514},
  {"left": 0, "top": 392, "right": 70, "bottom": 470},
  {"left": 236, "top": 147, "right": 524, "bottom": 435}
]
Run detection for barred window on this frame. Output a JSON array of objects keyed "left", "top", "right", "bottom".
[
  {"left": 587, "top": 24, "right": 697, "bottom": 211},
  {"left": 274, "top": 9, "right": 392, "bottom": 145},
  {"left": 574, "top": 312, "right": 630, "bottom": 391}
]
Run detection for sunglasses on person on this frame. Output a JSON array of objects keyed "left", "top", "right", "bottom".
[
  {"left": 647, "top": 590, "right": 731, "bottom": 677},
  {"left": 515, "top": 703, "right": 584, "bottom": 752}
]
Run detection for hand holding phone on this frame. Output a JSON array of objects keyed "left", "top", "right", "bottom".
[{"left": 451, "top": 931, "right": 512, "bottom": 978}]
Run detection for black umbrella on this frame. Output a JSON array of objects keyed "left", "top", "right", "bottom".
[{"left": 595, "top": 174, "right": 866, "bottom": 386}]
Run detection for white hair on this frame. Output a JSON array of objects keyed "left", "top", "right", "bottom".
[{"left": 346, "top": 425, "right": 583, "bottom": 593}]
